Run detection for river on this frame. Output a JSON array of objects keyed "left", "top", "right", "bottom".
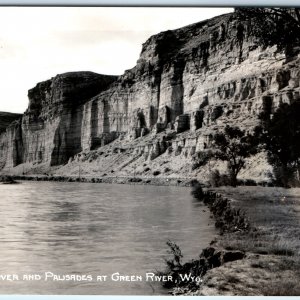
[{"left": 0, "top": 181, "right": 216, "bottom": 295}]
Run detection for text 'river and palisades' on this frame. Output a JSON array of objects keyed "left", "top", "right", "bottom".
[{"left": 0, "top": 272, "right": 202, "bottom": 283}]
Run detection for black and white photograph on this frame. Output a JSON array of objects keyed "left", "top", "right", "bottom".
[{"left": 0, "top": 5, "right": 299, "bottom": 296}]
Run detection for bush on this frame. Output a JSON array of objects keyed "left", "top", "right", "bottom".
[
  {"left": 153, "top": 170, "right": 161, "bottom": 176},
  {"left": 189, "top": 179, "right": 199, "bottom": 186},
  {"left": 0, "top": 175, "right": 17, "bottom": 183},
  {"left": 157, "top": 240, "right": 185, "bottom": 289},
  {"left": 128, "top": 177, "right": 143, "bottom": 183},
  {"left": 272, "top": 165, "right": 292, "bottom": 187},
  {"left": 242, "top": 179, "right": 258, "bottom": 186},
  {"left": 209, "top": 170, "right": 231, "bottom": 187},
  {"left": 191, "top": 183, "right": 205, "bottom": 200},
  {"left": 270, "top": 164, "right": 300, "bottom": 187},
  {"left": 209, "top": 170, "right": 221, "bottom": 187},
  {"left": 165, "top": 240, "right": 183, "bottom": 269}
]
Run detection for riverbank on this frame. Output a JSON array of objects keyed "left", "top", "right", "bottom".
[
  {"left": 0, "top": 174, "right": 200, "bottom": 187},
  {"left": 174, "top": 186, "right": 300, "bottom": 296},
  {"left": 0, "top": 175, "right": 18, "bottom": 184},
  {"left": 1, "top": 172, "right": 274, "bottom": 188}
]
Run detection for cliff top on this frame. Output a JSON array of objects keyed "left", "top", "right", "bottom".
[
  {"left": 0, "top": 112, "right": 22, "bottom": 134},
  {"left": 26, "top": 71, "right": 118, "bottom": 114},
  {"left": 147, "top": 12, "right": 231, "bottom": 41},
  {"left": 28, "top": 71, "right": 118, "bottom": 92},
  {"left": 140, "top": 12, "right": 233, "bottom": 58}
]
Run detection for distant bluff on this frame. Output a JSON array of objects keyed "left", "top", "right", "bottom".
[
  {"left": 0, "top": 112, "right": 22, "bottom": 134},
  {"left": 0, "top": 11, "right": 299, "bottom": 182}
]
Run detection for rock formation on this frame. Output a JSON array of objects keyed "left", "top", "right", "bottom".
[
  {"left": 0, "top": 72, "right": 117, "bottom": 169},
  {"left": 0, "top": 112, "right": 22, "bottom": 134},
  {"left": 0, "top": 11, "right": 299, "bottom": 180}
]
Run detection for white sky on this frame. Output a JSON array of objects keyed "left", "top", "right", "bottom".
[{"left": 0, "top": 7, "right": 233, "bottom": 113}]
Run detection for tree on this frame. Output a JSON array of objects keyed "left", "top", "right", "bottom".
[
  {"left": 212, "top": 126, "right": 258, "bottom": 187},
  {"left": 235, "top": 8, "right": 300, "bottom": 58},
  {"left": 262, "top": 101, "right": 300, "bottom": 186}
]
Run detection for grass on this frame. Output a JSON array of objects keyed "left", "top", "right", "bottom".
[
  {"left": 215, "top": 187, "right": 300, "bottom": 252},
  {"left": 207, "top": 186, "right": 300, "bottom": 296},
  {"left": 226, "top": 275, "right": 241, "bottom": 284},
  {"left": 251, "top": 255, "right": 300, "bottom": 273},
  {"left": 270, "top": 239, "right": 295, "bottom": 256},
  {"left": 261, "top": 280, "right": 300, "bottom": 296},
  {"left": 221, "top": 228, "right": 298, "bottom": 258}
]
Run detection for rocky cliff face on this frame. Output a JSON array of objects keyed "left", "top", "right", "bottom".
[
  {"left": 0, "top": 12, "right": 299, "bottom": 181},
  {"left": 0, "top": 112, "right": 22, "bottom": 170},
  {"left": 0, "top": 112, "right": 22, "bottom": 134},
  {"left": 0, "top": 72, "right": 117, "bottom": 169}
]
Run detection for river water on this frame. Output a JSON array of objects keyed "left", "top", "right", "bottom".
[{"left": 0, "top": 181, "right": 215, "bottom": 295}]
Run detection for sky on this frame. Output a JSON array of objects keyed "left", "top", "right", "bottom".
[{"left": 0, "top": 7, "right": 233, "bottom": 113}]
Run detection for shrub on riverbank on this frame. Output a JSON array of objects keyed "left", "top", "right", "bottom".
[
  {"left": 208, "top": 170, "right": 231, "bottom": 187},
  {"left": 191, "top": 190, "right": 251, "bottom": 233},
  {"left": 0, "top": 175, "right": 18, "bottom": 184},
  {"left": 128, "top": 177, "right": 143, "bottom": 183},
  {"left": 191, "top": 182, "right": 205, "bottom": 200},
  {"left": 159, "top": 241, "right": 245, "bottom": 291}
]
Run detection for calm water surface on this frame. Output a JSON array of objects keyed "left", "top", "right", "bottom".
[{"left": 0, "top": 181, "right": 215, "bottom": 295}]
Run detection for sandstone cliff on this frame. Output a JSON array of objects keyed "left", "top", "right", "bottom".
[
  {"left": 0, "top": 72, "right": 117, "bottom": 169},
  {"left": 0, "top": 112, "right": 22, "bottom": 134},
  {"left": 0, "top": 12, "right": 299, "bottom": 181}
]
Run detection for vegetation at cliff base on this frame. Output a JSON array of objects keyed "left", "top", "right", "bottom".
[
  {"left": 212, "top": 126, "right": 258, "bottom": 187},
  {"left": 260, "top": 101, "right": 300, "bottom": 187}
]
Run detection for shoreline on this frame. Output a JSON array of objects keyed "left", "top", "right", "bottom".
[
  {"left": 0, "top": 172, "right": 271, "bottom": 188},
  {"left": 0, "top": 174, "right": 199, "bottom": 187},
  {"left": 160, "top": 189, "right": 251, "bottom": 295},
  {"left": 173, "top": 187, "right": 300, "bottom": 296}
]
